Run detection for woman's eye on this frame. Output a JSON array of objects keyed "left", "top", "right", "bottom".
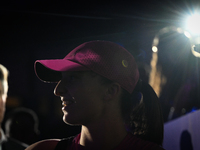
[
  {"left": 61, "top": 72, "right": 82, "bottom": 84},
  {"left": 68, "top": 74, "right": 80, "bottom": 83},
  {"left": 69, "top": 75, "right": 76, "bottom": 81}
]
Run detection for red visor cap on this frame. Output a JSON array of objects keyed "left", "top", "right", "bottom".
[{"left": 34, "top": 40, "right": 139, "bottom": 94}]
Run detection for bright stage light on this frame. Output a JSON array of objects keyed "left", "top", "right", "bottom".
[
  {"left": 186, "top": 13, "right": 200, "bottom": 35},
  {"left": 184, "top": 13, "right": 200, "bottom": 57}
]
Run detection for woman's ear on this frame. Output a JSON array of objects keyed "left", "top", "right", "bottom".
[{"left": 104, "top": 82, "right": 121, "bottom": 100}]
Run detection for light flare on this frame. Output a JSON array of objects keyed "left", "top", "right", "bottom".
[{"left": 186, "top": 13, "right": 200, "bottom": 35}]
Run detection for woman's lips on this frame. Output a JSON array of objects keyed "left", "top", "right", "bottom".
[
  {"left": 61, "top": 96, "right": 76, "bottom": 112},
  {"left": 62, "top": 100, "right": 74, "bottom": 107},
  {"left": 61, "top": 98, "right": 76, "bottom": 112}
]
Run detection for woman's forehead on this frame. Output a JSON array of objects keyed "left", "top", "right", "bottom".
[
  {"left": 62, "top": 71, "right": 89, "bottom": 76},
  {"left": 62, "top": 70, "right": 97, "bottom": 76}
]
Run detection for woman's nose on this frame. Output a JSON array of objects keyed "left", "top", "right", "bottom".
[{"left": 54, "top": 80, "right": 66, "bottom": 96}]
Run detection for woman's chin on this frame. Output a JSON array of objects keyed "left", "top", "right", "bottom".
[{"left": 62, "top": 114, "right": 80, "bottom": 126}]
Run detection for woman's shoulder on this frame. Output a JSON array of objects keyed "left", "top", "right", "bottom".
[{"left": 25, "top": 139, "right": 60, "bottom": 150}]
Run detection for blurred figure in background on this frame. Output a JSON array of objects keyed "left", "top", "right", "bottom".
[
  {"left": 4, "top": 107, "right": 40, "bottom": 145},
  {"left": 0, "top": 64, "right": 28, "bottom": 150}
]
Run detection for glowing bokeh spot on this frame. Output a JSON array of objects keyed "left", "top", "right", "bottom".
[
  {"left": 184, "top": 31, "right": 191, "bottom": 38},
  {"left": 186, "top": 13, "right": 200, "bottom": 35},
  {"left": 153, "top": 37, "right": 159, "bottom": 46},
  {"left": 159, "top": 27, "right": 169, "bottom": 34},
  {"left": 152, "top": 46, "right": 158, "bottom": 52},
  {"left": 176, "top": 27, "right": 183, "bottom": 33}
]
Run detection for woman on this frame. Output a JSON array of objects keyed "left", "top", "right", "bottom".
[{"left": 26, "top": 40, "right": 164, "bottom": 150}]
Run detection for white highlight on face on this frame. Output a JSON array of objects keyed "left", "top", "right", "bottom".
[{"left": 0, "top": 80, "right": 8, "bottom": 102}]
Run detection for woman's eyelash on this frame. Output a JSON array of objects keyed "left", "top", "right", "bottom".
[
  {"left": 69, "top": 75, "right": 75, "bottom": 80},
  {"left": 69, "top": 74, "right": 80, "bottom": 81}
]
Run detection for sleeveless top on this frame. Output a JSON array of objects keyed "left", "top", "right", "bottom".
[
  {"left": 54, "top": 136, "right": 75, "bottom": 150},
  {"left": 54, "top": 133, "right": 165, "bottom": 150}
]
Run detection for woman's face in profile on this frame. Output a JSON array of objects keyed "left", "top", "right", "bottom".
[{"left": 54, "top": 71, "right": 108, "bottom": 126}]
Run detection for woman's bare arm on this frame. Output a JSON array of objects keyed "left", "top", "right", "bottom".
[{"left": 25, "top": 139, "right": 60, "bottom": 150}]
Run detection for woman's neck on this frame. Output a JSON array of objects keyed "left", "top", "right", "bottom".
[{"left": 79, "top": 117, "right": 127, "bottom": 150}]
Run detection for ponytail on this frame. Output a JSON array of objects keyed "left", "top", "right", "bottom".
[
  {"left": 99, "top": 74, "right": 164, "bottom": 145},
  {"left": 123, "top": 80, "right": 164, "bottom": 146}
]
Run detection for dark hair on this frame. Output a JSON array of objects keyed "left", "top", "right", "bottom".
[
  {"left": 5, "top": 107, "right": 39, "bottom": 129},
  {"left": 122, "top": 80, "right": 164, "bottom": 146},
  {"left": 100, "top": 75, "right": 163, "bottom": 146},
  {"left": 5, "top": 107, "right": 40, "bottom": 145}
]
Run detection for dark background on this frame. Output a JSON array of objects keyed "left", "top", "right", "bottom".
[{"left": 1, "top": 0, "right": 200, "bottom": 142}]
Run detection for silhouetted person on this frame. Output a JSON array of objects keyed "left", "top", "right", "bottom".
[
  {"left": 5, "top": 107, "right": 40, "bottom": 145},
  {"left": 0, "top": 64, "right": 27, "bottom": 149},
  {"left": 180, "top": 130, "right": 193, "bottom": 150}
]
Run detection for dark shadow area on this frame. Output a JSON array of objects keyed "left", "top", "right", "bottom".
[
  {"left": 180, "top": 130, "right": 193, "bottom": 150},
  {"left": 1, "top": 0, "right": 200, "bottom": 141}
]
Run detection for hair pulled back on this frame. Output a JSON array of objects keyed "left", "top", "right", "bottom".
[
  {"left": 121, "top": 80, "right": 164, "bottom": 146},
  {"left": 99, "top": 74, "right": 163, "bottom": 145}
]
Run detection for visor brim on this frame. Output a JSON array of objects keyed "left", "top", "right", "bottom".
[{"left": 34, "top": 59, "right": 89, "bottom": 82}]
